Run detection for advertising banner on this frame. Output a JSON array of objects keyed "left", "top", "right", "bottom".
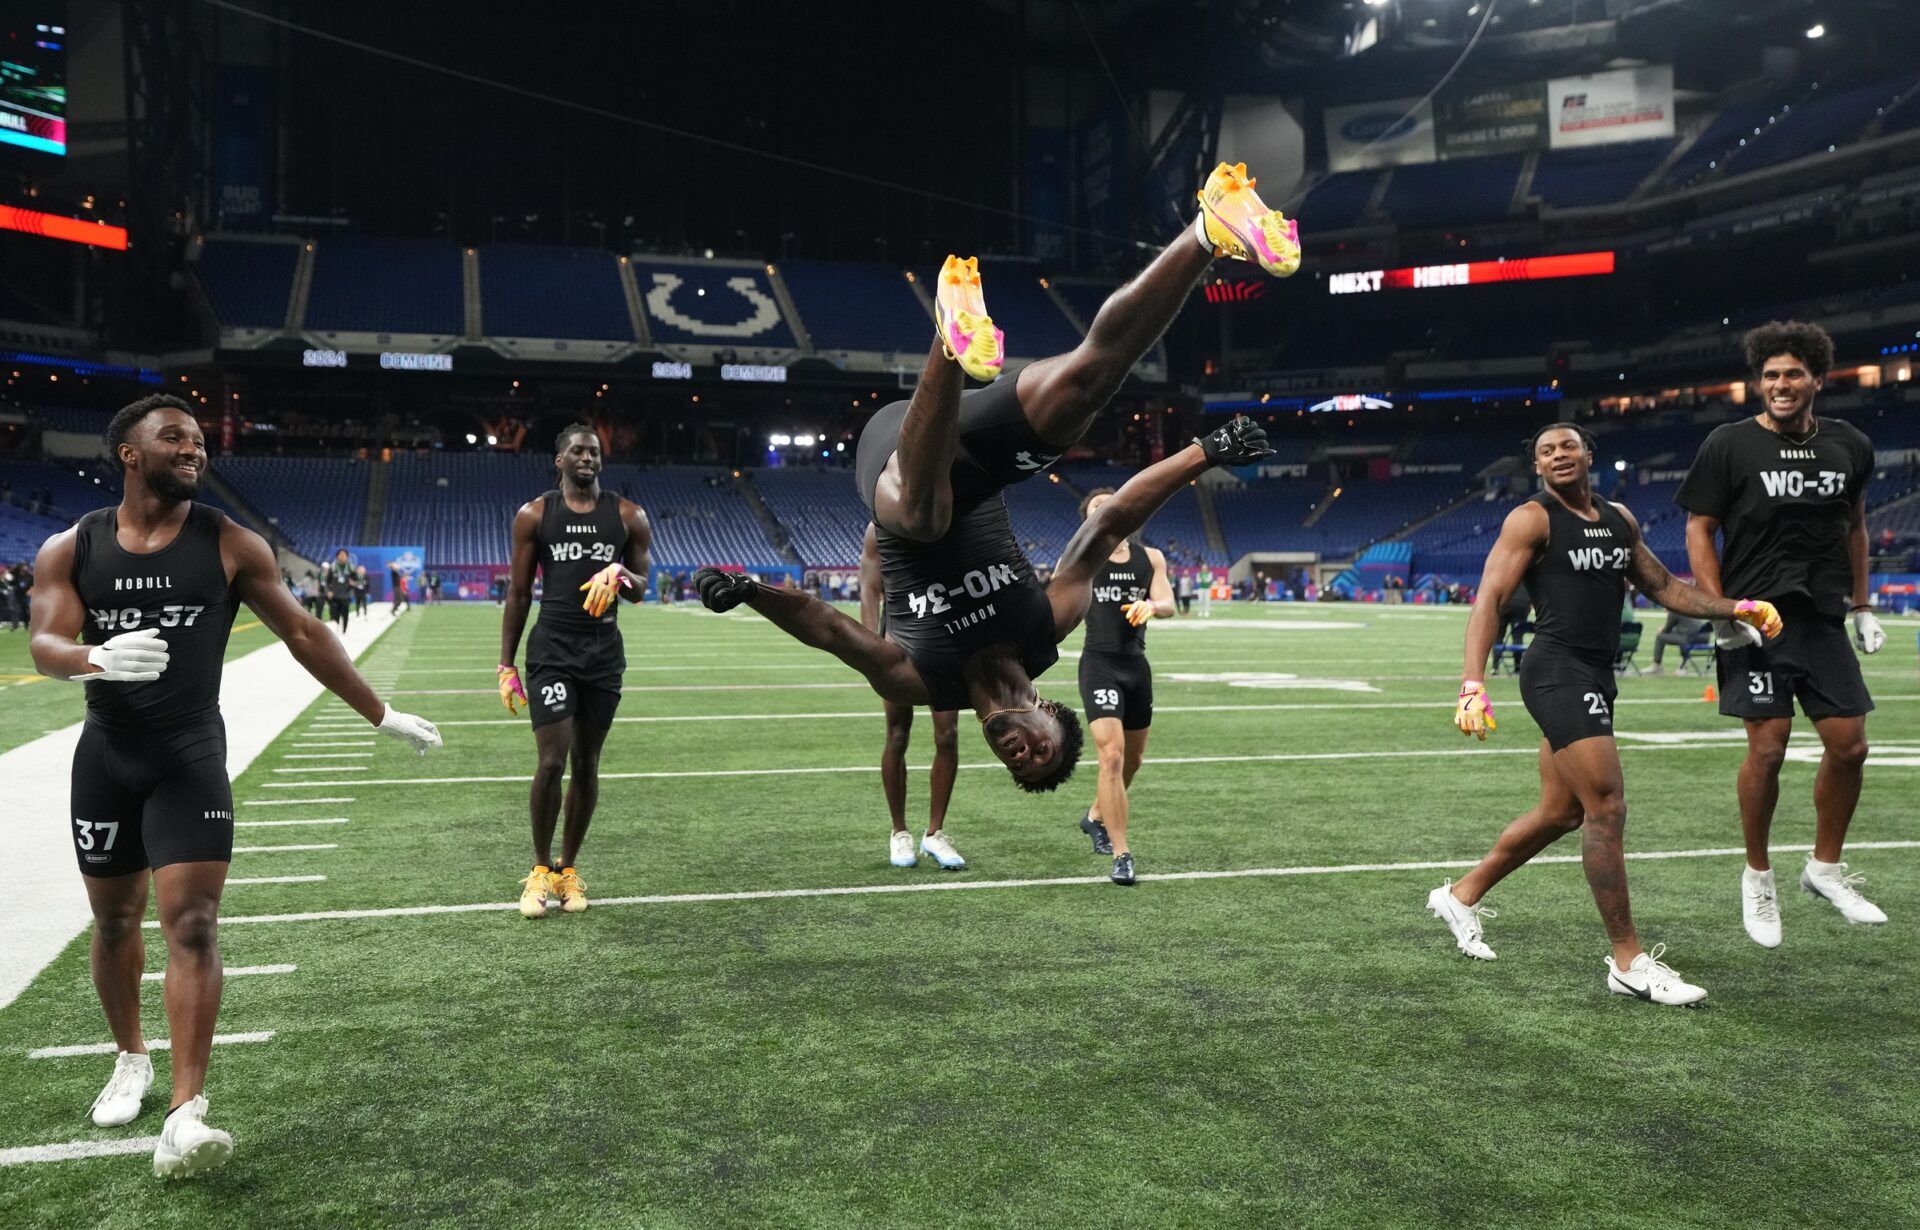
[
  {"left": 338, "top": 545, "right": 424, "bottom": 602},
  {"left": 1325, "top": 97, "right": 1435, "bottom": 171},
  {"left": 1434, "top": 82, "right": 1549, "bottom": 159},
  {"left": 1547, "top": 66, "right": 1675, "bottom": 149}
]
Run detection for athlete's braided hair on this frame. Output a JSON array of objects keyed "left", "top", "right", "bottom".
[
  {"left": 1743, "top": 320, "right": 1834, "bottom": 381},
  {"left": 1524, "top": 422, "right": 1595, "bottom": 461},
  {"left": 1011, "top": 698, "right": 1084, "bottom": 794},
  {"left": 554, "top": 422, "right": 598, "bottom": 453},
  {"left": 106, "top": 394, "right": 196, "bottom": 464},
  {"left": 1077, "top": 487, "right": 1118, "bottom": 520}
]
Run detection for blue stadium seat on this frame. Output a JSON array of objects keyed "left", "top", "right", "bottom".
[
  {"left": 305, "top": 239, "right": 464, "bottom": 335},
  {"left": 0, "top": 503, "right": 66, "bottom": 565},
  {"left": 918, "top": 263, "right": 1084, "bottom": 360},
  {"left": 0, "top": 457, "right": 123, "bottom": 522},
  {"left": 1380, "top": 157, "right": 1523, "bottom": 228},
  {"left": 1725, "top": 78, "right": 1911, "bottom": 175},
  {"left": 1663, "top": 104, "right": 1774, "bottom": 188},
  {"left": 479, "top": 245, "right": 633, "bottom": 341},
  {"left": 384, "top": 453, "right": 548, "bottom": 565},
  {"left": 628, "top": 258, "right": 797, "bottom": 349},
  {"left": 218, "top": 457, "right": 373, "bottom": 557},
  {"left": 195, "top": 238, "right": 299, "bottom": 329},
  {"left": 750, "top": 466, "right": 870, "bottom": 568},
  {"left": 602, "top": 465, "right": 784, "bottom": 568},
  {"left": 1533, "top": 140, "right": 1674, "bottom": 208},
  {"left": 1297, "top": 170, "right": 1380, "bottom": 230},
  {"left": 778, "top": 261, "right": 929, "bottom": 353}
]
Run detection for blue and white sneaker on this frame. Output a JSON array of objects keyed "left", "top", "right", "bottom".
[
  {"left": 889, "top": 830, "right": 917, "bottom": 868},
  {"left": 920, "top": 830, "right": 967, "bottom": 870}
]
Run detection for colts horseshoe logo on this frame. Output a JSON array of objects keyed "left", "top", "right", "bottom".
[{"left": 645, "top": 273, "right": 784, "bottom": 338}]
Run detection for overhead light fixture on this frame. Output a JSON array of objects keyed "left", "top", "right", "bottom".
[{"left": 1805, "top": 23, "right": 1825, "bottom": 39}]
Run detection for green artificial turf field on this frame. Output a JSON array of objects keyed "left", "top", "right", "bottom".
[{"left": 2, "top": 601, "right": 1917, "bottom": 1228}]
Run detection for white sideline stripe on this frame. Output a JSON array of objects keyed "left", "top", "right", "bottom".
[
  {"left": 251, "top": 739, "right": 1792, "bottom": 789},
  {"left": 235, "top": 818, "right": 348, "bottom": 828},
  {"left": 141, "top": 964, "right": 296, "bottom": 982},
  {"left": 232, "top": 843, "right": 338, "bottom": 853},
  {"left": 240, "top": 797, "right": 355, "bottom": 806},
  {"left": 166, "top": 841, "right": 1920, "bottom": 928},
  {"left": 284, "top": 752, "right": 374, "bottom": 760},
  {"left": 387, "top": 683, "right": 871, "bottom": 695},
  {"left": 272, "top": 767, "right": 370, "bottom": 775},
  {"left": 227, "top": 875, "right": 327, "bottom": 885},
  {"left": 291, "top": 740, "right": 376, "bottom": 747},
  {"left": 0, "top": 1137, "right": 160, "bottom": 1167},
  {"left": 29, "top": 1031, "right": 275, "bottom": 1059}
]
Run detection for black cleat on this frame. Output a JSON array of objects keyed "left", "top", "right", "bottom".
[
  {"left": 693, "top": 567, "right": 757, "bottom": 613},
  {"left": 1110, "top": 853, "right": 1137, "bottom": 886},
  {"left": 1079, "top": 810, "right": 1112, "bottom": 855}
]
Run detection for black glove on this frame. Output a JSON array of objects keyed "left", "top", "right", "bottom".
[
  {"left": 693, "top": 567, "right": 757, "bottom": 613},
  {"left": 1195, "top": 415, "right": 1274, "bottom": 466}
]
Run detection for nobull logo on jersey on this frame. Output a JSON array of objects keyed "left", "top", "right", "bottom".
[
  {"left": 1568, "top": 547, "right": 1629, "bottom": 572},
  {"left": 1759, "top": 470, "right": 1846, "bottom": 499},
  {"left": 564, "top": 525, "right": 598, "bottom": 534},
  {"left": 113, "top": 576, "right": 174, "bottom": 591},
  {"left": 1582, "top": 528, "right": 1612, "bottom": 539}
]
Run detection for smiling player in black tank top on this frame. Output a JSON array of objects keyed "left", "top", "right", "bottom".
[
  {"left": 498, "top": 424, "right": 652, "bottom": 918},
  {"left": 1422, "top": 423, "right": 1784, "bottom": 1007},
  {"left": 28, "top": 395, "right": 442, "bottom": 1178}
]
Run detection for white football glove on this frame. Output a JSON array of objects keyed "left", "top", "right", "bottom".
[
  {"left": 376, "top": 706, "right": 443, "bottom": 756},
  {"left": 70, "top": 628, "right": 170, "bottom": 682},
  {"left": 1852, "top": 608, "right": 1885, "bottom": 655},
  {"left": 1710, "top": 618, "right": 1764, "bottom": 651}
]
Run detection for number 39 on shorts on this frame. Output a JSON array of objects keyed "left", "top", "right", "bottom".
[{"left": 1093, "top": 688, "right": 1119, "bottom": 708}]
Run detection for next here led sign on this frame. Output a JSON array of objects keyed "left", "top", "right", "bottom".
[{"left": 1327, "top": 250, "right": 1615, "bottom": 295}]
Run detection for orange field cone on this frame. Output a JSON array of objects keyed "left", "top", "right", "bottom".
[{"left": 1702, "top": 684, "right": 1717, "bottom": 702}]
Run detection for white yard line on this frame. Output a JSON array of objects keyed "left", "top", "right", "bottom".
[
  {"left": 239, "top": 797, "right": 356, "bottom": 806},
  {"left": 231, "top": 844, "right": 338, "bottom": 854},
  {"left": 29, "top": 1030, "right": 275, "bottom": 1059},
  {"left": 284, "top": 752, "right": 374, "bottom": 759},
  {"left": 0, "top": 611, "right": 398, "bottom": 1011},
  {"left": 290, "top": 740, "right": 376, "bottom": 747},
  {"left": 142, "top": 964, "right": 296, "bottom": 982},
  {"left": 0, "top": 1137, "right": 161, "bottom": 1167},
  {"left": 227, "top": 875, "right": 328, "bottom": 886},
  {"left": 250, "top": 738, "right": 1859, "bottom": 790},
  {"left": 167, "top": 841, "right": 1920, "bottom": 929},
  {"left": 235, "top": 818, "right": 348, "bottom": 828},
  {"left": 272, "top": 767, "right": 371, "bottom": 775}
]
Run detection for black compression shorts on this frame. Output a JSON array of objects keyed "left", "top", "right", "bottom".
[
  {"left": 1079, "top": 650, "right": 1154, "bottom": 731},
  {"left": 1518, "top": 644, "right": 1617, "bottom": 752},
  {"left": 525, "top": 621, "right": 624, "bottom": 731},
  {"left": 1715, "top": 599, "right": 1873, "bottom": 721},
  {"left": 70, "top": 719, "right": 233, "bottom": 876},
  {"left": 855, "top": 374, "right": 1063, "bottom": 514}
]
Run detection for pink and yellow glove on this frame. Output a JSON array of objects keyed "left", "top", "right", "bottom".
[
  {"left": 1455, "top": 681, "right": 1496, "bottom": 741},
  {"left": 580, "top": 563, "right": 630, "bottom": 618},
  {"left": 498, "top": 664, "right": 527, "bottom": 715},
  {"left": 1123, "top": 599, "right": 1156, "bottom": 627},
  {"left": 1732, "top": 598, "right": 1783, "bottom": 640}
]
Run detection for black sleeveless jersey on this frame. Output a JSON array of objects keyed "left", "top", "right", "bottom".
[
  {"left": 534, "top": 489, "right": 629, "bottom": 634},
  {"left": 1083, "top": 538, "right": 1152, "bottom": 658},
  {"left": 72, "top": 503, "right": 240, "bottom": 733},
  {"left": 877, "top": 495, "right": 1059, "bottom": 712},
  {"left": 1522, "top": 491, "right": 1632, "bottom": 667}
]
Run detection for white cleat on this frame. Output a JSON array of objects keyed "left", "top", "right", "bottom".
[
  {"left": 920, "top": 830, "right": 966, "bottom": 871},
  {"left": 1426, "top": 880, "right": 1496, "bottom": 960},
  {"left": 889, "top": 830, "right": 918, "bottom": 868},
  {"left": 1606, "top": 944, "right": 1707, "bottom": 1007},
  {"left": 90, "top": 1050, "right": 153, "bottom": 1127},
  {"left": 152, "top": 1095, "right": 234, "bottom": 1180},
  {"left": 1742, "top": 866, "right": 1783, "bottom": 949},
  {"left": 1801, "top": 860, "right": 1888, "bottom": 925}
]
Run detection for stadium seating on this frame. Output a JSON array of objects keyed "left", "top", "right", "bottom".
[
  {"left": 1725, "top": 77, "right": 1916, "bottom": 175},
  {"left": 193, "top": 239, "right": 299, "bottom": 329},
  {"left": 1532, "top": 140, "right": 1674, "bottom": 208},
  {"left": 0, "top": 503, "right": 65, "bottom": 565},
  {"left": 1297, "top": 170, "right": 1381, "bottom": 230},
  {"left": 603, "top": 465, "right": 785, "bottom": 568},
  {"left": 217, "top": 456, "right": 373, "bottom": 557},
  {"left": 384, "top": 452, "right": 548, "bottom": 565},
  {"left": 915, "top": 263, "right": 1084, "bottom": 361},
  {"left": 777, "top": 261, "right": 930, "bottom": 354},
  {"left": 1662, "top": 104, "right": 1778, "bottom": 188},
  {"left": 1380, "top": 156, "right": 1524, "bottom": 228},
  {"left": 0, "top": 457, "right": 122, "bottom": 521},
  {"left": 31, "top": 405, "right": 113, "bottom": 436},
  {"left": 479, "top": 245, "right": 633, "bottom": 341},
  {"left": 1001, "top": 477, "right": 1082, "bottom": 568},
  {"left": 628, "top": 258, "right": 798, "bottom": 349},
  {"left": 1309, "top": 474, "right": 1476, "bottom": 557},
  {"left": 305, "top": 239, "right": 465, "bottom": 335},
  {"left": 750, "top": 466, "right": 871, "bottom": 568},
  {"left": 1212, "top": 480, "right": 1326, "bottom": 556},
  {"left": 1047, "top": 281, "right": 1115, "bottom": 333}
]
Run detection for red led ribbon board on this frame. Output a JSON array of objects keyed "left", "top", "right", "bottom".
[
  {"left": 0, "top": 205, "right": 128, "bottom": 250},
  {"left": 1329, "top": 250, "right": 1613, "bottom": 294}
]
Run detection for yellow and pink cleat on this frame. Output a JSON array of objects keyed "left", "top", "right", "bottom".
[
  {"left": 934, "top": 254, "right": 1004, "bottom": 382},
  {"left": 1197, "top": 162, "right": 1302, "bottom": 278}
]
